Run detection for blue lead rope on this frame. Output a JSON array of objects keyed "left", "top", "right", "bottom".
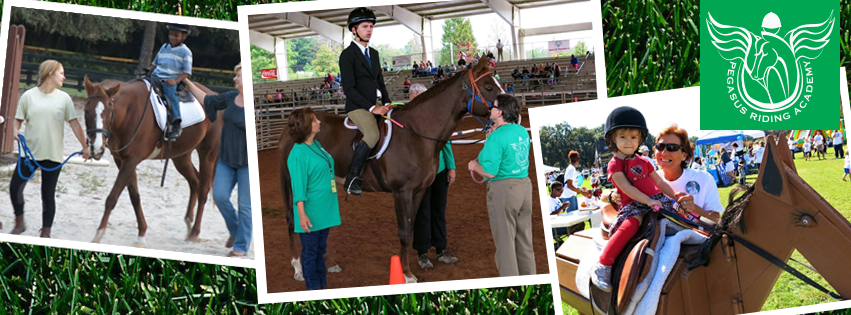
[{"left": 16, "top": 135, "right": 83, "bottom": 180}]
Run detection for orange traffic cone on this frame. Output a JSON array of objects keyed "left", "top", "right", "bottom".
[{"left": 389, "top": 255, "right": 406, "bottom": 285}]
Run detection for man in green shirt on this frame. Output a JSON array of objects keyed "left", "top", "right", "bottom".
[{"left": 468, "top": 95, "right": 535, "bottom": 277}]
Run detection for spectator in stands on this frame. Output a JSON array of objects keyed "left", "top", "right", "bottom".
[
  {"left": 553, "top": 62, "right": 561, "bottom": 82},
  {"left": 326, "top": 73, "right": 333, "bottom": 82},
  {"left": 403, "top": 77, "right": 412, "bottom": 95},
  {"left": 335, "top": 73, "right": 341, "bottom": 83},
  {"left": 538, "top": 64, "right": 544, "bottom": 72},
  {"left": 506, "top": 82, "right": 514, "bottom": 93},
  {"left": 331, "top": 80, "right": 340, "bottom": 89},
  {"left": 412, "top": 62, "right": 419, "bottom": 77},
  {"left": 437, "top": 65, "right": 444, "bottom": 78},
  {"left": 473, "top": 52, "right": 480, "bottom": 63},
  {"left": 383, "top": 61, "right": 390, "bottom": 72},
  {"left": 511, "top": 67, "right": 520, "bottom": 80},
  {"left": 487, "top": 50, "right": 495, "bottom": 60},
  {"left": 497, "top": 39, "right": 504, "bottom": 62},
  {"left": 458, "top": 52, "right": 467, "bottom": 67},
  {"left": 570, "top": 54, "right": 579, "bottom": 70},
  {"left": 449, "top": 64, "right": 457, "bottom": 73},
  {"left": 336, "top": 88, "right": 345, "bottom": 102},
  {"left": 544, "top": 63, "right": 552, "bottom": 72},
  {"left": 522, "top": 66, "right": 529, "bottom": 76}
]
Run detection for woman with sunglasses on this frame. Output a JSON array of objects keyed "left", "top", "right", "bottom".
[{"left": 654, "top": 126, "right": 722, "bottom": 223}]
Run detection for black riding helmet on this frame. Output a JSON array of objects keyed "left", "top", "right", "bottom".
[
  {"left": 604, "top": 106, "right": 648, "bottom": 152},
  {"left": 348, "top": 7, "right": 376, "bottom": 42},
  {"left": 166, "top": 23, "right": 192, "bottom": 35}
]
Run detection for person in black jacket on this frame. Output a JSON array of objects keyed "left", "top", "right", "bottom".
[{"left": 339, "top": 7, "right": 391, "bottom": 196}]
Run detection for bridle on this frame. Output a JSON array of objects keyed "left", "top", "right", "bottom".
[
  {"left": 86, "top": 80, "right": 152, "bottom": 153},
  {"left": 462, "top": 68, "right": 495, "bottom": 128}
]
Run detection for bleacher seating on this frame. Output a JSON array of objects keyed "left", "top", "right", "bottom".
[{"left": 253, "top": 54, "right": 598, "bottom": 150}]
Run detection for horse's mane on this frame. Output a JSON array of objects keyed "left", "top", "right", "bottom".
[
  {"left": 720, "top": 184, "right": 756, "bottom": 233},
  {"left": 394, "top": 70, "right": 466, "bottom": 113}
]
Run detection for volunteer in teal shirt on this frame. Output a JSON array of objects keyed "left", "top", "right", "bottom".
[
  {"left": 468, "top": 94, "right": 535, "bottom": 277},
  {"left": 286, "top": 108, "right": 341, "bottom": 290},
  {"left": 410, "top": 84, "right": 460, "bottom": 269}
]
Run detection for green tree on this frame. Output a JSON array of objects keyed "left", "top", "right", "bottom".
[
  {"left": 441, "top": 18, "right": 477, "bottom": 63},
  {"left": 250, "top": 45, "right": 276, "bottom": 82},
  {"left": 373, "top": 43, "right": 404, "bottom": 68},
  {"left": 527, "top": 47, "right": 547, "bottom": 59},
  {"left": 573, "top": 41, "right": 588, "bottom": 56},
  {"left": 402, "top": 35, "right": 423, "bottom": 56},
  {"left": 311, "top": 44, "right": 340, "bottom": 76},
  {"left": 288, "top": 37, "right": 319, "bottom": 72},
  {"left": 539, "top": 123, "right": 606, "bottom": 170}
]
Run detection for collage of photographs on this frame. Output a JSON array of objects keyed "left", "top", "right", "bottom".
[{"left": 0, "top": 0, "right": 847, "bottom": 314}]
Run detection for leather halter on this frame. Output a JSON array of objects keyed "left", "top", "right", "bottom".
[
  {"left": 85, "top": 79, "right": 153, "bottom": 153},
  {"left": 462, "top": 69, "right": 494, "bottom": 128}
]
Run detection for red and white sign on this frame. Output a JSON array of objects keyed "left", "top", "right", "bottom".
[{"left": 260, "top": 68, "right": 278, "bottom": 79}]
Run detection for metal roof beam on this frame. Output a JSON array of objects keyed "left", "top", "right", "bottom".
[
  {"left": 250, "top": 30, "right": 276, "bottom": 52},
  {"left": 372, "top": 5, "right": 424, "bottom": 36},
  {"left": 479, "top": 0, "right": 516, "bottom": 27},
  {"left": 519, "top": 22, "right": 592, "bottom": 36},
  {"left": 269, "top": 12, "right": 344, "bottom": 44}
]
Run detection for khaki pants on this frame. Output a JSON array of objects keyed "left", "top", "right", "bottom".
[
  {"left": 347, "top": 109, "right": 379, "bottom": 149},
  {"left": 486, "top": 177, "right": 535, "bottom": 276}
]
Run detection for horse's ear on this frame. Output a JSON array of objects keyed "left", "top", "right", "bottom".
[
  {"left": 84, "top": 75, "right": 96, "bottom": 96},
  {"left": 105, "top": 84, "right": 121, "bottom": 98}
]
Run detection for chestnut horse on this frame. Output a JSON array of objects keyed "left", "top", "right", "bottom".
[
  {"left": 559, "top": 134, "right": 851, "bottom": 314},
  {"left": 83, "top": 76, "right": 223, "bottom": 247},
  {"left": 277, "top": 60, "right": 502, "bottom": 283}
]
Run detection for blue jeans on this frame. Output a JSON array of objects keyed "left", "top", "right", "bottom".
[
  {"left": 153, "top": 74, "right": 181, "bottom": 123},
  {"left": 299, "top": 228, "right": 329, "bottom": 290},
  {"left": 213, "top": 160, "right": 252, "bottom": 254},
  {"left": 560, "top": 195, "right": 578, "bottom": 212}
]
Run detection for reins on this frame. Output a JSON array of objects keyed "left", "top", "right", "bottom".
[{"left": 16, "top": 135, "right": 82, "bottom": 180}]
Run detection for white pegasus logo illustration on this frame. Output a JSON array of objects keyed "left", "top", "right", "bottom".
[{"left": 706, "top": 11, "right": 833, "bottom": 111}]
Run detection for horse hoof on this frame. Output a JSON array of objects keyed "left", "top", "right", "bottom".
[
  {"left": 327, "top": 265, "right": 342, "bottom": 273},
  {"left": 294, "top": 272, "right": 304, "bottom": 281},
  {"left": 91, "top": 229, "right": 106, "bottom": 243},
  {"left": 405, "top": 274, "right": 418, "bottom": 283},
  {"left": 134, "top": 237, "right": 146, "bottom": 248},
  {"left": 185, "top": 235, "right": 200, "bottom": 243}
]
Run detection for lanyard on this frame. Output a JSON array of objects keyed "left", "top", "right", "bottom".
[{"left": 307, "top": 143, "right": 332, "bottom": 173}]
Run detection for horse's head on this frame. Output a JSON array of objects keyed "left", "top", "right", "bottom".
[
  {"left": 745, "top": 34, "right": 769, "bottom": 81},
  {"left": 83, "top": 75, "right": 120, "bottom": 160},
  {"left": 464, "top": 58, "right": 504, "bottom": 118}
]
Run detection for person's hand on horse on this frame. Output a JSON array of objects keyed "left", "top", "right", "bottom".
[
  {"left": 81, "top": 146, "right": 92, "bottom": 161},
  {"left": 447, "top": 169, "right": 456, "bottom": 185},
  {"left": 646, "top": 199, "right": 662, "bottom": 211},
  {"left": 675, "top": 192, "right": 695, "bottom": 212},
  {"left": 372, "top": 106, "right": 390, "bottom": 115},
  {"left": 298, "top": 210, "right": 313, "bottom": 233}
]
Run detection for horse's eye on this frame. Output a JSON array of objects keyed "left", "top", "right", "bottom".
[{"left": 486, "top": 87, "right": 493, "bottom": 92}]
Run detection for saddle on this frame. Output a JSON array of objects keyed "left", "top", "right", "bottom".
[
  {"left": 150, "top": 79, "right": 195, "bottom": 105},
  {"left": 591, "top": 206, "right": 662, "bottom": 314},
  {"left": 343, "top": 109, "right": 394, "bottom": 160}
]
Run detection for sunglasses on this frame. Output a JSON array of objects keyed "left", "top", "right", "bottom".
[{"left": 655, "top": 143, "right": 683, "bottom": 152}]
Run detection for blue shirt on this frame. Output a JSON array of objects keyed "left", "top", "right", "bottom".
[
  {"left": 152, "top": 43, "right": 193, "bottom": 79},
  {"left": 204, "top": 91, "right": 247, "bottom": 168}
]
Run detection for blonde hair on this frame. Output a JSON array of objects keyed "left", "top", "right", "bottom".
[
  {"left": 234, "top": 63, "right": 242, "bottom": 73},
  {"left": 38, "top": 60, "right": 63, "bottom": 87}
]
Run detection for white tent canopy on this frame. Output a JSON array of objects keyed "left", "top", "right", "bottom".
[
  {"left": 696, "top": 130, "right": 765, "bottom": 146},
  {"left": 540, "top": 165, "right": 560, "bottom": 173}
]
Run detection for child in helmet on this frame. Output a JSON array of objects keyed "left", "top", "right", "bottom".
[
  {"left": 151, "top": 23, "right": 193, "bottom": 141},
  {"left": 591, "top": 106, "right": 680, "bottom": 292}
]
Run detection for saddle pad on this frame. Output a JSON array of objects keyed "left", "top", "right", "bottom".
[
  {"left": 344, "top": 109, "right": 393, "bottom": 160},
  {"left": 575, "top": 219, "right": 709, "bottom": 315},
  {"left": 143, "top": 80, "right": 206, "bottom": 131}
]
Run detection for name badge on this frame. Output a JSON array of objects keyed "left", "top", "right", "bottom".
[{"left": 331, "top": 179, "right": 337, "bottom": 193}]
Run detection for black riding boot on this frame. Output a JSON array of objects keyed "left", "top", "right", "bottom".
[
  {"left": 168, "top": 121, "right": 182, "bottom": 141},
  {"left": 344, "top": 141, "right": 371, "bottom": 196}
]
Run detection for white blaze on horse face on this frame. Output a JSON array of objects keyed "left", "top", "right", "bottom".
[
  {"left": 492, "top": 76, "right": 505, "bottom": 94},
  {"left": 94, "top": 102, "right": 105, "bottom": 151}
]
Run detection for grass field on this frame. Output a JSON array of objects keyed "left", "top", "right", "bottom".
[
  {"left": 561, "top": 156, "right": 851, "bottom": 314},
  {"left": 0, "top": 242, "right": 555, "bottom": 314}
]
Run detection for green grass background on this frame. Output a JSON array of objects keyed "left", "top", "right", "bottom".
[
  {"left": 562, "top": 156, "right": 851, "bottom": 314},
  {"left": 0, "top": 0, "right": 556, "bottom": 314}
]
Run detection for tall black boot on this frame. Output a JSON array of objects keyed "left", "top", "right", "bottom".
[{"left": 344, "top": 141, "right": 371, "bottom": 196}]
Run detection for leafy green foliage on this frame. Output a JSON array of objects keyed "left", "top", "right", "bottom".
[
  {"left": 539, "top": 122, "right": 656, "bottom": 169},
  {"left": 441, "top": 18, "right": 477, "bottom": 65},
  {"left": 251, "top": 45, "right": 277, "bottom": 82},
  {"left": 602, "top": 0, "right": 700, "bottom": 96}
]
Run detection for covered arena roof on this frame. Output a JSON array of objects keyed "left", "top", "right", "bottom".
[{"left": 247, "top": 0, "right": 589, "bottom": 40}]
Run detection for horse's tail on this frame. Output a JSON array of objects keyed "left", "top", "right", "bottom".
[{"left": 278, "top": 130, "right": 296, "bottom": 233}]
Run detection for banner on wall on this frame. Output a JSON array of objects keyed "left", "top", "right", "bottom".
[
  {"left": 548, "top": 40, "right": 570, "bottom": 53},
  {"left": 392, "top": 55, "right": 412, "bottom": 68},
  {"left": 260, "top": 68, "right": 277, "bottom": 79}
]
